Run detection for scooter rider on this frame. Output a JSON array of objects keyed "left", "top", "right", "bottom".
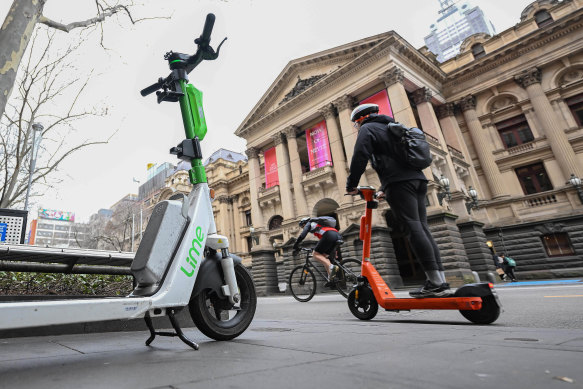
[
  {"left": 345, "top": 103, "right": 451, "bottom": 298},
  {"left": 293, "top": 217, "right": 341, "bottom": 285}
]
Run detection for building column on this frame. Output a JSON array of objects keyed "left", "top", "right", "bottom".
[
  {"left": 379, "top": 67, "right": 418, "bottom": 127},
  {"left": 273, "top": 133, "right": 294, "bottom": 220},
  {"left": 319, "top": 103, "right": 351, "bottom": 205},
  {"left": 230, "top": 195, "right": 240, "bottom": 253},
  {"left": 436, "top": 103, "right": 485, "bottom": 197},
  {"left": 460, "top": 95, "right": 506, "bottom": 199},
  {"left": 515, "top": 67, "right": 583, "bottom": 179},
  {"left": 245, "top": 147, "right": 268, "bottom": 247},
  {"left": 283, "top": 126, "right": 309, "bottom": 217},
  {"left": 334, "top": 95, "right": 358, "bottom": 162}
]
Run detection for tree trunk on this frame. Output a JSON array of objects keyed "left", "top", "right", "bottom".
[{"left": 0, "top": 0, "right": 45, "bottom": 121}]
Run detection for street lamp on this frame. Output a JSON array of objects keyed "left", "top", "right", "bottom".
[
  {"left": 24, "top": 123, "right": 43, "bottom": 211},
  {"left": 566, "top": 173, "right": 583, "bottom": 205},
  {"left": 465, "top": 186, "right": 479, "bottom": 214},
  {"left": 436, "top": 174, "right": 451, "bottom": 206}
]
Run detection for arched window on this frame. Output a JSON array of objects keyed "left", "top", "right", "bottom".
[
  {"left": 535, "top": 10, "right": 553, "bottom": 28},
  {"left": 471, "top": 43, "right": 486, "bottom": 60},
  {"left": 268, "top": 215, "right": 283, "bottom": 230}
]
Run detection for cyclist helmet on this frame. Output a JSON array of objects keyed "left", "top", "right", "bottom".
[
  {"left": 350, "top": 103, "right": 379, "bottom": 122},
  {"left": 299, "top": 217, "right": 310, "bottom": 227}
]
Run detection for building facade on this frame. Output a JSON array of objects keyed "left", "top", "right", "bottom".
[
  {"left": 236, "top": 0, "right": 583, "bottom": 295},
  {"left": 30, "top": 208, "right": 90, "bottom": 248},
  {"left": 425, "top": 0, "right": 496, "bottom": 62}
]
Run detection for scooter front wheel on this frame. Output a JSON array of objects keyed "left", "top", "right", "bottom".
[
  {"left": 347, "top": 286, "right": 378, "bottom": 320},
  {"left": 189, "top": 264, "right": 257, "bottom": 341}
]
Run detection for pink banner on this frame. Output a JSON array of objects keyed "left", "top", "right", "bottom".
[
  {"left": 306, "top": 120, "right": 333, "bottom": 170},
  {"left": 264, "top": 147, "right": 279, "bottom": 188},
  {"left": 360, "top": 89, "right": 393, "bottom": 118}
]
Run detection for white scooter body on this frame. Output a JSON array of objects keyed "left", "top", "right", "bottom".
[{"left": 0, "top": 183, "right": 233, "bottom": 332}]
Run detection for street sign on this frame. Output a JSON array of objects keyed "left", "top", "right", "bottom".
[{"left": 0, "top": 223, "right": 7, "bottom": 242}]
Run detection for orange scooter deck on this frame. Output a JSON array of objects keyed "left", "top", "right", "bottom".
[{"left": 362, "top": 261, "right": 482, "bottom": 311}]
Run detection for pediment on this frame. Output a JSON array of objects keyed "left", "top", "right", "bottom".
[{"left": 236, "top": 32, "right": 396, "bottom": 136}]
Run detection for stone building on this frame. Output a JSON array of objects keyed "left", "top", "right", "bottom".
[
  {"left": 156, "top": 150, "right": 253, "bottom": 266},
  {"left": 235, "top": 0, "right": 583, "bottom": 295}
]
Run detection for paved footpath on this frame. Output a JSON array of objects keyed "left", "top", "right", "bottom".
[{"left": 1, "top": 281, "right": 582, "bottom": 389}]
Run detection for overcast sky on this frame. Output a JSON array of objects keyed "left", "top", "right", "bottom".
[{"left": 1, "top": 0, "right": 536, "bottom": 223}]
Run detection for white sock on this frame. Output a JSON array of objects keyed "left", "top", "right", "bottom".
[{"left": 329, "top": 264, "right": 334, "bottom": 271}]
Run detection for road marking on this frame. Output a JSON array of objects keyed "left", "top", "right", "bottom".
[{"left": 543, "top": 295, "right": 583, "bottom": 298}]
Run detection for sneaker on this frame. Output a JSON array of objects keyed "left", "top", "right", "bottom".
[
  {"left": 409, "top": 281, "right": 453, "bottom": 298},
  {"left": 329, "top": 265, "right": 340, "bottom": 281}
]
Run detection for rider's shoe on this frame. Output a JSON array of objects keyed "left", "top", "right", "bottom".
[
  {"left": 409, "top": 281, "right": 453, "bottom": 298},
  {"left": 329, "top": 265, "right": 340, "bottom": 280}
]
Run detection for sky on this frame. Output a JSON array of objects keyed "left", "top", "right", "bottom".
[{"left": 0, "top": 0, "right": 537, "bottom": 223}]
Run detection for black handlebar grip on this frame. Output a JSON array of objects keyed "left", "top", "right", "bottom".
[
  {"left": 140, "top": 81, "right": 162, "bottom": 97},
  {"left": 200, "top": 13, "right": 215, "bottom": 43}
]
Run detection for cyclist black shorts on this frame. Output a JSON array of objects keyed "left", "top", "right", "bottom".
[{"left": 314, "top": 230, "right": 342, "bottom": 256}]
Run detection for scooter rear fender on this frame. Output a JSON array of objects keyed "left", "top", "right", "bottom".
[
  {"left": 191, "top": 252, "right": 242, "bottom": 298},
  {"left": 455, "top": 282, "right": 502, "bottom": 308}
]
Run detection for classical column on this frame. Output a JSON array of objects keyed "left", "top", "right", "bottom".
[
  {"left": 379, "top": 67, "right": 418, "bottom": 127},
  {"left": 436, "top": 103, "right": 485, "bottom": 197},
  {"left": 283, "top": 126, "right": 309, "bottom": 217},
  {"left": 334, "top": 95, "right": 358, "bottom": 162},
  {"left": 273, "top": 132, "right": 294, "bottom": 219},
  {"left": 460, "top": 95, "right": 505, "bottom": 199},
  {"left": 245, "top": 147, "right": 267, "bottom": 247},
  {"left": 217, "top": 196, "right": 231, "bottom": 242},
  {"left": 319, "top": 104, "right": 352, "bottom": 204},
  {"left": 515, "top": 67, "right": 583, "bottom": 179},
  {"left": 230, "top": 195, "right": 240, "bottom": 253}
]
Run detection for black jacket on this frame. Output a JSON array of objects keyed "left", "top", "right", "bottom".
[{"left": 346, "top": 114, "right": 426, "bottom": 192}]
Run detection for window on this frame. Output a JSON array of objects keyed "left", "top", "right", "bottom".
[
  {"left": 515, "top": 163, "right": 553, "bottom": 195},
  {"left": 534, "top": 10, "right": 553, "bottom": 28},
  {"left": 268, "top": 215, "right": 283, "bottom": 230},
  {"left": 566, "top": 94, "right": 583, "bottom": 127},
  {"left": 541, "top": 233, "right": 574, "bottom": 257},
  {"left": 471, "top": 43, "right": 486, "bottom": 59},
  {"left": 245, "top": 210, "right": 252, "bottom": 226},
  {"left": 496, "top": 115, "right": 534, "bottom": 148}
]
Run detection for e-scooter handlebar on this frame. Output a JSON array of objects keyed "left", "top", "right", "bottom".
[
  {"left": 140, "top": 78, "right": 166, "bottom": 97},
  {"left": 197, "top": 13, "right": 215, "bottom": 45}
]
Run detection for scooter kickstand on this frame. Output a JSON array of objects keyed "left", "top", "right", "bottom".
[{"left": 144, "top": 309, "right": 199, "bottom": 350}]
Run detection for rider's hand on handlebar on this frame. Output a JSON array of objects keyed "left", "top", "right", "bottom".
[
  {"left": 375, "top": 191, "right": 385, "bottom": 199},
  {"left": 346, "top": 187, "right": 359, "bottom": 196}
]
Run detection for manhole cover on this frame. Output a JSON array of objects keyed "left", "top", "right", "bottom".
[
  {"left": 251, "top": 327, "right": 292, "bottom": 332},
  {"left": 504, "top": 338, "right": 539, "bottom": 342}
]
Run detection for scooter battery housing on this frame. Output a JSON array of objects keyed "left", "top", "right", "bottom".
[{"left": 131, "top": 200, "right": 188, "bottom": 285}]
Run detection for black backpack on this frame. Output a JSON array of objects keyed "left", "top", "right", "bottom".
[
  {"left": 386, "top": 122, "right": 433, "bottom": 169},
  {"left": 310, "top": 216, "right": 337, "bottom": 228}
]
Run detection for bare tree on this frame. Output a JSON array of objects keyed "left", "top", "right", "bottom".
[
  {"left": 0, "top": 0, "right": 150, "bottom": 122},
  {"left": 0, "top": 28, "right": 113, "bottom": 209},
  {"left": 86, "top": 196, "right": 140, "bottom": 252}
]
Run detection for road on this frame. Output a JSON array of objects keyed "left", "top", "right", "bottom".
[{"left": 0, "top": 280, "right": 582, "bottom": 389}]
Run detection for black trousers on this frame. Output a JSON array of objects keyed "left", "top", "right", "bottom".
[{"left": 386, "top": 180, "right": 443, "bottom": 272}]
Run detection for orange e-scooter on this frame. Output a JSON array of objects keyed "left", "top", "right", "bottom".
[{"left": 347, "top": 187, "right": 501, "bottom": 324}]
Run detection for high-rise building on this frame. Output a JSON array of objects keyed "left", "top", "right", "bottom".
[
  {"left": 30, "top": 208, "right": 89, "bottom": 248},
  {"left": 424, "top": 0, "right": 496, "bottom": 62}
]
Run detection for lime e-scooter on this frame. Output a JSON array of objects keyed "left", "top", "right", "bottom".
[
  {"left": 0, "top": 14, "right": 256, "bottom": 349},
  {"left": 347, "top": 187, "right": 501, "bottom": 324}
]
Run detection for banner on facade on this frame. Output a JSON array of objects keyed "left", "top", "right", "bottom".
[
  {"left": 360, "top": 89, "right": 393, "bottom": 118},
  {"left": 306, "top": 120, "right": 333, "bottom": 170},
  {"left": 264, "top": 147, "right": 279, "bottom": 188},
  {"left": 38, "top": 208, "right": 75, "bottom": 222}
]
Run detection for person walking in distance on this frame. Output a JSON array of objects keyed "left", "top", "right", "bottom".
[
  {"left": 501, "top": 254, "right": 517, "bottom": 282},
  {"left": 345, "top": 103, "right": 451, "bottom": 298}
]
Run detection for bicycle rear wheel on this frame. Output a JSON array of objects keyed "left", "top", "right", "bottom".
[
  {"left": 335, "top": 258, "right": 361, "bottom": 298},
  {"left": 289, "top": 265, "right": 316, "bottom": 302}
]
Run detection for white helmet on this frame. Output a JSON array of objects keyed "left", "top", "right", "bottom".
[{"left": 350, "top": 103, "right": 379, "bottom": 122}]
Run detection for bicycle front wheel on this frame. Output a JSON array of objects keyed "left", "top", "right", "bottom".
[
  {"left": 336, "top": 258, "right": 362, "bottom": 298},
  {"left": 289, "top": 265, "right": 316, "bottom": 302}
]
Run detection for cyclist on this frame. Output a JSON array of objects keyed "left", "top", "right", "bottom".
[{"left": 293, "top": 216, "right": 342, "bottom": 285}]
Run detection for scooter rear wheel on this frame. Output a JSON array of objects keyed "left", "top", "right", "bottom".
[
  {"left": 189, "top": 264, "right": 257, "bottom": 341},
  {"left": 347, "top": 286, "right": 378, "bottom": 320},
  {"left": 455, "top": 285, "right": 501, "bottom": 325}
]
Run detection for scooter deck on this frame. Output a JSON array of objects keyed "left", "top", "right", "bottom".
[
  {"left": 379, "top": 296, "right": 482, "bottom": 311},
  {"left": 362, "top": 261, "right": 482, "bottom": 311}
]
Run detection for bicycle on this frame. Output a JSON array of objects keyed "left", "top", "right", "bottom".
[{"left": 288, "top": 243, "right": 361, "bottom": 302}]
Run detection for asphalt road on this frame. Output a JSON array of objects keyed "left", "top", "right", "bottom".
[{"left": 1, "top": 281, "right": 582, "bottom": 389}]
